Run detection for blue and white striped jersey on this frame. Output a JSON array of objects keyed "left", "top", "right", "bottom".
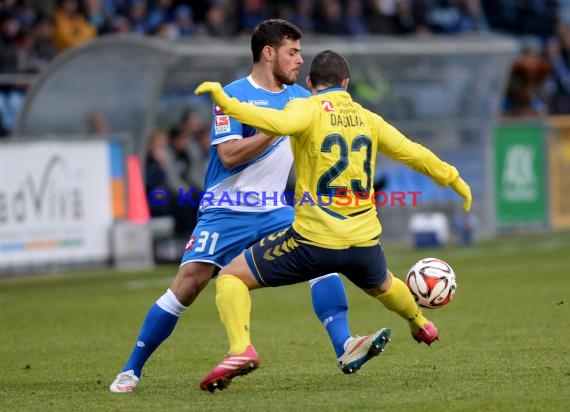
[{"left": 201, "top": 75, "right": 310, "bottom": 212}]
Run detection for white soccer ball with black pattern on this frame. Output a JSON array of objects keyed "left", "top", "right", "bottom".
[{"left": 405, "top": 258, "right": 457, "bottom": 309}]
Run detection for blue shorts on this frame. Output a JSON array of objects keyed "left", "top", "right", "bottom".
[
  {"left": 180, "top": 207, "right": 295, "bottom": 271},
  {"left": 245, "top": 227, "right": 387, "bottom": 289}
]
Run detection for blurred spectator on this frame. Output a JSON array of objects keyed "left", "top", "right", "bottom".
[
  {"left": 394, "top": 0, "right": 426, "bottom": 34},
  {"left": 560, "top": 0, "right": 570, "bottom": 25},
  {"left": 126, "top": 0, "right": 148, "bottom": 35},
  {"left": 27, "top": 0, "right": 57, "bottom": 16},
  {"left": 315, "top": 0, "right": 347, "bottom": 35},
  {"left": 109, "top": 14, "right": 132, "bottom": 34},
  {"left": 188, "top": 125, "right": 211, "bottom": 190},
  {"left": 519, "top": 0, "right": 557, "bottom": 39},
  {"left": 272, "top": 1, "right": 295, "bottom": 24},
  {"left": 174, "top": 4, "right": 195, "bottom": 37},
  {"left": 504, "top": 39, "right": 552, "bottom": 117},
  {"left": 147, "top": 0, "right": 175, "bottom": 32},
  {"left": 0, "top": 7, "right": 27, "bottom": 134},
  {"left": 0, "top": 113, "right": 7, "bottom": 137},
  {"left": 146, "top": 129, "right": 177, "bottom": 219},
  {"left": 366, "top": 0, "right": 399, "bottom": 35},
  {"left": 2, "top": 0, "right": 570, "bottom": 127},
  {"left": 411, "top": 0, "right": 434, "bottom": 34},
  {"left": 179, "top": 109, "right": 205, "bottom": 141},
  {"left": 483, "top": 0, "right": 557, "bottom": 39},
  {"left": 238, "top": 0, "right": 269, "bottom": 34},
  {"left": 168, "top": 124, "right": 202, "bottom": 236},
  {"left": 0, "top": 88, "right": 25, "bottom": 134},
  {"left": 24, "top": 15, "right": 57, "bottom": 72},
  {"left": 153, "top": 21, "right": 179, "bottom": 40},
  {"left": 481, "top": 0, "right": 519, "bottom": 34},
  {"left": 0, "top": 11, "right": 24, "bottom": 73},
  {"left": 145, "top": 128, "right": 200, "bottom": 238},
  {"left": 556, "top": 16, "right": 570, "bottom": 55},
  {"left": 86, "top": 110, "right": 110, "bottom": 134},
  {"left": 544, "top": 35, "right": 570, "bottom": 113},
  {"left": 0, "top": 0, "right": 19, "bottom": 13},
  {"left": 0, "top": 3, "right": 27, "bottom": 135},
  {"left": 145, "top": 129, "right": 169, "bottom": 186},
  {"left": 15, "top": 1, "right": 38, "bottom": 32},
  {"left": 52, "top": 0, "right": 96, "bottom": 51},
  {"left": 424, "top": 0, "right": 464, "bottom": 34},
  {"left": 101, "top": 0, "right": 129, "bottom": 16},
  {"left": 453, "top": 208, "right": 477, "bottom": 245},
  {"left": 178, "top": 109, "right": 207, "bottom": 187},
  {"left": 198, "top": 1, "right": 236, "bottom": 37},
  {"left": 292, "top": 0, "right": 315, "bottom": 33},
  {"left": 456, "top": 0, "right": 488, "bottom": 32},
  {"left": 345, "top": 0, "right": 369, "bottom": 36},
  {"left": 423, "top": 0, "right": 488, "bottom": 35},
  {"left": 83, "top": 0, "right": 112, "bottom": 34},
  {"left": 169, "top": 125, "right": 197, "bottom": 184}
]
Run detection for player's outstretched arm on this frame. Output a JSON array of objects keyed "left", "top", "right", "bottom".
[
  {"left": 374, "top": 116, "right": 472, "bottom": 212},
  {"left": 195, "top": 82, "right": 311, "bottom": 137},
  {"left": 450, "top": 176, "right": 472, "bottom": 212}
]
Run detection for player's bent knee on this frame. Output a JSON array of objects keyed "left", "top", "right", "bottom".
[
  {"left": 364, "top": 271, "right": 393, "bottom": 297},
  {"left": 363, "top": 285, "right": 384, "bottom": 297},
  {"left": 220, "top": 254, "right": 260, "bottom": 290},
  {"left": 241, "top": 273, "right": 261, "bottom": 290}
]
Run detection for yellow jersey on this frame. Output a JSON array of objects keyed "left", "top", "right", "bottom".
[{"left": 216, "top": 87, "right": 459, "bottom": 247}]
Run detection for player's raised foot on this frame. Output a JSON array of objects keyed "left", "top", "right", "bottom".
[
  {"left": 199, "top": 345, "right": 260, "bottom": 392},
  {"left": 412, "top": 321, "right": 439, "bottom": 345},
  {"left": 338, "top": 327, "right": 391, "bottom": 374},
  {"left": 109, "top": 370, "right": 139, "bottom": 393}
]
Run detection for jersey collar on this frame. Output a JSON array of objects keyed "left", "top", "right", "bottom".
[
  {"left": 316, "top": 86, "right": 344, "bottom": 94},
  {"left": 247, "top": 75, "right": 287, "bottom": 93}
]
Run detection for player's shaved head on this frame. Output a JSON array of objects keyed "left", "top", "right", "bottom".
[
  {"left": 309, "top": 50, "right": 351, "bottom": 88},
  {"left": 251, "top": 19, "right": 302, "bottom": 63}
]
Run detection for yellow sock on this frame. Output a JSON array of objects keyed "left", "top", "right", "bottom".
[
  {"left": 376, "top": 273, "right": 428, "bottom": 333},
  {"left": 215, "top": 274, "right": 252, "bottom": 354}
]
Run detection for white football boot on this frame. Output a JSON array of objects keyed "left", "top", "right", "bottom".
[
  {"left": 109, "top": 370, "right": 139, "bottom": 393},
  {"left": 337, "top": 328, "right": 391, "bottom": 374}
]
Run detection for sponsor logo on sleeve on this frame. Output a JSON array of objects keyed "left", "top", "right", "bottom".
[{"left": 215, "top": 115, "right": 231, "bottom": 134}]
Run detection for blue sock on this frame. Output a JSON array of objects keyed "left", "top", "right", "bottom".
[
  {"left": 310, "top": 274, "right": 351, "bottom": 358},
  {"left": 122, "top": 303, "right": 179, "bottom": 377}
]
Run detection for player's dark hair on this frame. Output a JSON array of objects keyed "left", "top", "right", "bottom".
[
  {"left": 251, "top": 19, "right": 302, "bottom": 63},
  {"left": 309, "top": 50, "right": 351, "bottom": 88}
]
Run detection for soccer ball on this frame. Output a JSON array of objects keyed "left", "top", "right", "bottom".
[{"left": 405, "top": 258, "right": 456, "bottom": 309}]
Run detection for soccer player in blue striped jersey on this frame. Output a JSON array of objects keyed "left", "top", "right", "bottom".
[
  {"left": 195, "top": 49, "right": 472, "bottom": 391},
  {"left": 110, "top": 21, "right": 387, "bottom": 394}
]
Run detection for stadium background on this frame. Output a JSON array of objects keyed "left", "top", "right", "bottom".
[
  {"left": 2, "top": 0, "right": 570, "bottom": 271},
  {"left": 1, "top": 2, "right": 569, "bottom": 410}
]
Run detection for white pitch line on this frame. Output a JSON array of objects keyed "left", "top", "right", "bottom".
[{"left": 125, "top": 277, "right": 172, "bottom": 289}]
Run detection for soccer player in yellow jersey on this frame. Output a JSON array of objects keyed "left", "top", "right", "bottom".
[{"left": 195, "top": 50, "right": 472, "bottom": 392}]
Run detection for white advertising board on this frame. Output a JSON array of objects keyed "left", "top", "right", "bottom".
[{"left": 0, "top": 140, "right": 114, "bottom": 270}]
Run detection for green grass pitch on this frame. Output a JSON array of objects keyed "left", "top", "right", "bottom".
[{"left": 1, "top": 231, "right": 569, "bottom": 411}]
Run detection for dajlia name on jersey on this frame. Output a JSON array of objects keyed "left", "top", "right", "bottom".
[{"left": 330, "top": 113, "right": 364, "bottom": 127}]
